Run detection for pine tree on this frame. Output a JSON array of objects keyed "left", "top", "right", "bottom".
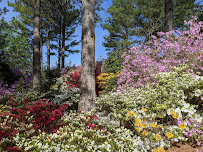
[
  {"left": 0, "top": 18, "right": 32, "bottom": 71},
  {"left": 102, "top": 0, "right": 139, "bottom": 52},
  {"left": 9, "top": 0, "right": 80, "bottom": 71},
  {"left": 102, "top": 0, "right": 140, "bottom": 73}
]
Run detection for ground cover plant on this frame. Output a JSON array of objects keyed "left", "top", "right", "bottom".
[{"left": 0, "top": 18, "right": 203, "bottom": 152}]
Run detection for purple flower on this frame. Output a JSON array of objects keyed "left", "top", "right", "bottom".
[
  {"left": 185, "top": 119, "right": 191, "bottom": 126},
  {"left": 194, "top": 124, "right": 199, "bottom": 128}
]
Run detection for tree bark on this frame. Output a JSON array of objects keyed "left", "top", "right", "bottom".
[
  {"left": 40, "top": 35, "right": 43, "bottom": 71},
  {"left": 33, "top": 0, "right": 41, "bottom": 88},
  {"left": 165, "top": 0, "right": 173, "bottom": 32},
  {"left": 78, "top": 0, "right": 96, "bottom": 112},
  {"left": 61, "top": 17, "right": 65, "bottom": 69},
  {"left": 47, "top": 26, "right": 50, "bottom": 71},
  {"left": 58, "top": 20, "right": 61, "bottom": 69}
]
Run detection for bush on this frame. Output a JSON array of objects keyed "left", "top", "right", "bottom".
[
  {"left": 95, "top": 65, "right": 203, "bottom": 120},
  {"left": 118, "top": 17, "right": 203, "bottom": 90},
  {"left": 96, "top": 71, "right": 121, "bottom": 94}
]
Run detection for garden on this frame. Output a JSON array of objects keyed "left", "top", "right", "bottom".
[{"left": 0, "top": 18, "right": 202, "bottom": 152}]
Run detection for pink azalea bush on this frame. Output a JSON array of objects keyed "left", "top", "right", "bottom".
[{"left": 118, "top": 17, "right": 203, "bottom": 90}]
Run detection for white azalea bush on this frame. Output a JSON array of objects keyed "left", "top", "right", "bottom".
[
  {"left": 95, "top": 65, "right": 202, "bottom": 119},
  {"left": 8, "top": 111, "right": 148, "bottom": 152},
  {"left": 50, "top": 71, "right": 80, "bottom": 107},
  {"left": 95, "top": 65, "right": 203, "bottom": 150}
]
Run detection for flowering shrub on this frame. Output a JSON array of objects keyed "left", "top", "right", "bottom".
[
  {"left": 53, "top": 64, "right": 102, "bottom": 96},
  {"left": 183, "top": 118, "right": 203, "bottom": 146},
  {"left": 0, "top": 98, "right": 69, "bottom": 151},
  {"left": 95, "top": 65, "right": 203, "bottom": 150},
  {"left": 0, "top": 75, "right": 32, "bottom": 102},
  {"left": 0, "top": 66, "right": 202, "bottom": 151},
  {"left": 96, "top": 71, "right": 121, "bottom": 94},
  {"left": 10, "top": 111, "right": 147, "bottom": 151},
  {"left": 118, "top": 17, "right": 203, "bottom": 90},
  {"left": 96, "top": 65, "right": 203, "bottom": 120},
  {"left": 0, "top": 104, "right": 7, "bottom": 113},
  {"left": 7, "top": 97, "right": 69, "bottom": 133},
  {"left": 52, "top": 87, "right": 80, "bottom": 106}
]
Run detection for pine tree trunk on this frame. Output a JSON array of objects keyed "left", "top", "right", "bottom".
[
  {"left": 58, "top": 23, "right": 61, "bottom": 69},
  {"left": 33, "top": 0, "right": 41, "bottom": 88},
  {"left": 47, "top": 26, "right": 50, "bottom": 71},
  {"left": 40, "top": 35, "right": 43, "bottom": 71},
  {"left": 78, "top": 0, "right": 96, "bottom": 112},
  {"left": 61, "top": 18, "right": 65, "bottom": 69},
  {"left": 165, "top": 0, "right": 173, "bottom": 32}
]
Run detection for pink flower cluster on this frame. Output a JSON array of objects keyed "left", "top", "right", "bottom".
[{"left": 118, "top": 17, "right": 203, "bottom": 90}]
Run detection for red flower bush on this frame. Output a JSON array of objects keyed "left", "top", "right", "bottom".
[
  {"left": 6, "top": 97, "right": 69, "bottom": 133},
  {"left": 63, "top": 64, "right": 102, "bottom": 95},
  {"left": 0, "top": 97, "right": 69, "bottom": 151}
]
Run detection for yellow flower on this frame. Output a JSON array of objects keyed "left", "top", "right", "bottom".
[
  {"left": 153, "top": 147, "right": 165, "bottom": 152},
  {"left": 135, "top": 127, "right": 141, "bottom": 132},
  {"left": 135, "top": 122, "right": 141, "bottom": 127},
  {"left": 155, "top": 134, "right": 161, "bottom": 141},
  {"left": 126, "top": 111, "right": 137, "bottom": 117},
  {"left": 142, "top": 108, "right": 147, "bottom": 112},
  {"left": 136, "top": 119, "right": 141, "bottom": 122},
  {"left": 126, "top": 114, "right": 132, "bottom": 117},
  {"left": 132, "top": 112, "right": 137, "bottom": 116},
  {"left": 170, "top": 111, "right": 176, "bottom": 115},
  {"left": 150, "top": 123, "right": 157, "bottom": 128},
  {"left": 157, "top": 125, "right": 163, "bottom": 129},
  {"left": 179, "top": 124, "right": 186, "bottom": 129},
  {"left": 166, "top": 132, "right": 173, "bottom": 138},
  {"left": 172, "top": 114, "right": 179, "bottom": 119},
  {"left": 140, "top": 123, "right": 146, "bottom": 128},
  {"left": 51, "top": 85, "right": 58, "bottom": 88},
  {"left": 142, "top": 130, "right": 149, "bottom": 136}
]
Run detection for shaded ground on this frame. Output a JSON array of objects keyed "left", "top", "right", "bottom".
[{"left": 165, "top": 142, "right": 203, "bottom": 152}]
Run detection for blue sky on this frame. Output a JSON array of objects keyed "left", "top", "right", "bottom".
[
  {"left": 1, "top": 0, "right": 203, "bottom": 68},
  {"left": 1, "top": 0, "right": 112, "bottom": 68}
]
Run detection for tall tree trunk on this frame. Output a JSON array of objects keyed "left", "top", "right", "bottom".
[
  {"left": 47, "top": 26, "right": 50, "bottom": 71},
  {"left": 58, "top": 20, "right": 61, "bottom": 69},
  {"left": 165, "top": 0, "right": 173, "bottom": 32},
  {"left": 40, "top": 35, "right": 43, "bottom": 71},
  {"left": 61, "top": 17, "right": 65, "bottom": 69},
  {"left": 33, "top": 0, "right": 41, "bottom": 88},
  {"left": 78, "top": 0, "right": 95, "bottom": 112}
]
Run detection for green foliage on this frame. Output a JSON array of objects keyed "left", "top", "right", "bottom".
[
  {"left": 0, "top": 18, "right": 32, "bottom": 71},
  {"left": 103, "top": 49, "right": 124, "bottom": 73},
  {"left": 102, "top": 0, "right": 139, "bottom": 52},
  {"left": 136, "top": 0, "right": 197, "bottom": 37}
]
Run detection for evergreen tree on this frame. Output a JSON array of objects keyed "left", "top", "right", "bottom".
[
  {"left": 0, "top": 18, "right": 32, "bottom": 71},
  {"left": 102, "top": 0, "right": 140, "bottom": 73},
  {"left": 102, "top": 0, "right": 139, "bottom": 52},
  {"left": 9, "top": 0, "right": 80, "bottom": 71}
]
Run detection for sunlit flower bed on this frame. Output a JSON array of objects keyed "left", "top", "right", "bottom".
[{"left": 0, "top": 65, "right": 202, "bottom": 152}]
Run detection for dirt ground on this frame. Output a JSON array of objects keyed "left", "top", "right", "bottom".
[{"left": 165, "top": 142, "right": 203, "bottom": 152}]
